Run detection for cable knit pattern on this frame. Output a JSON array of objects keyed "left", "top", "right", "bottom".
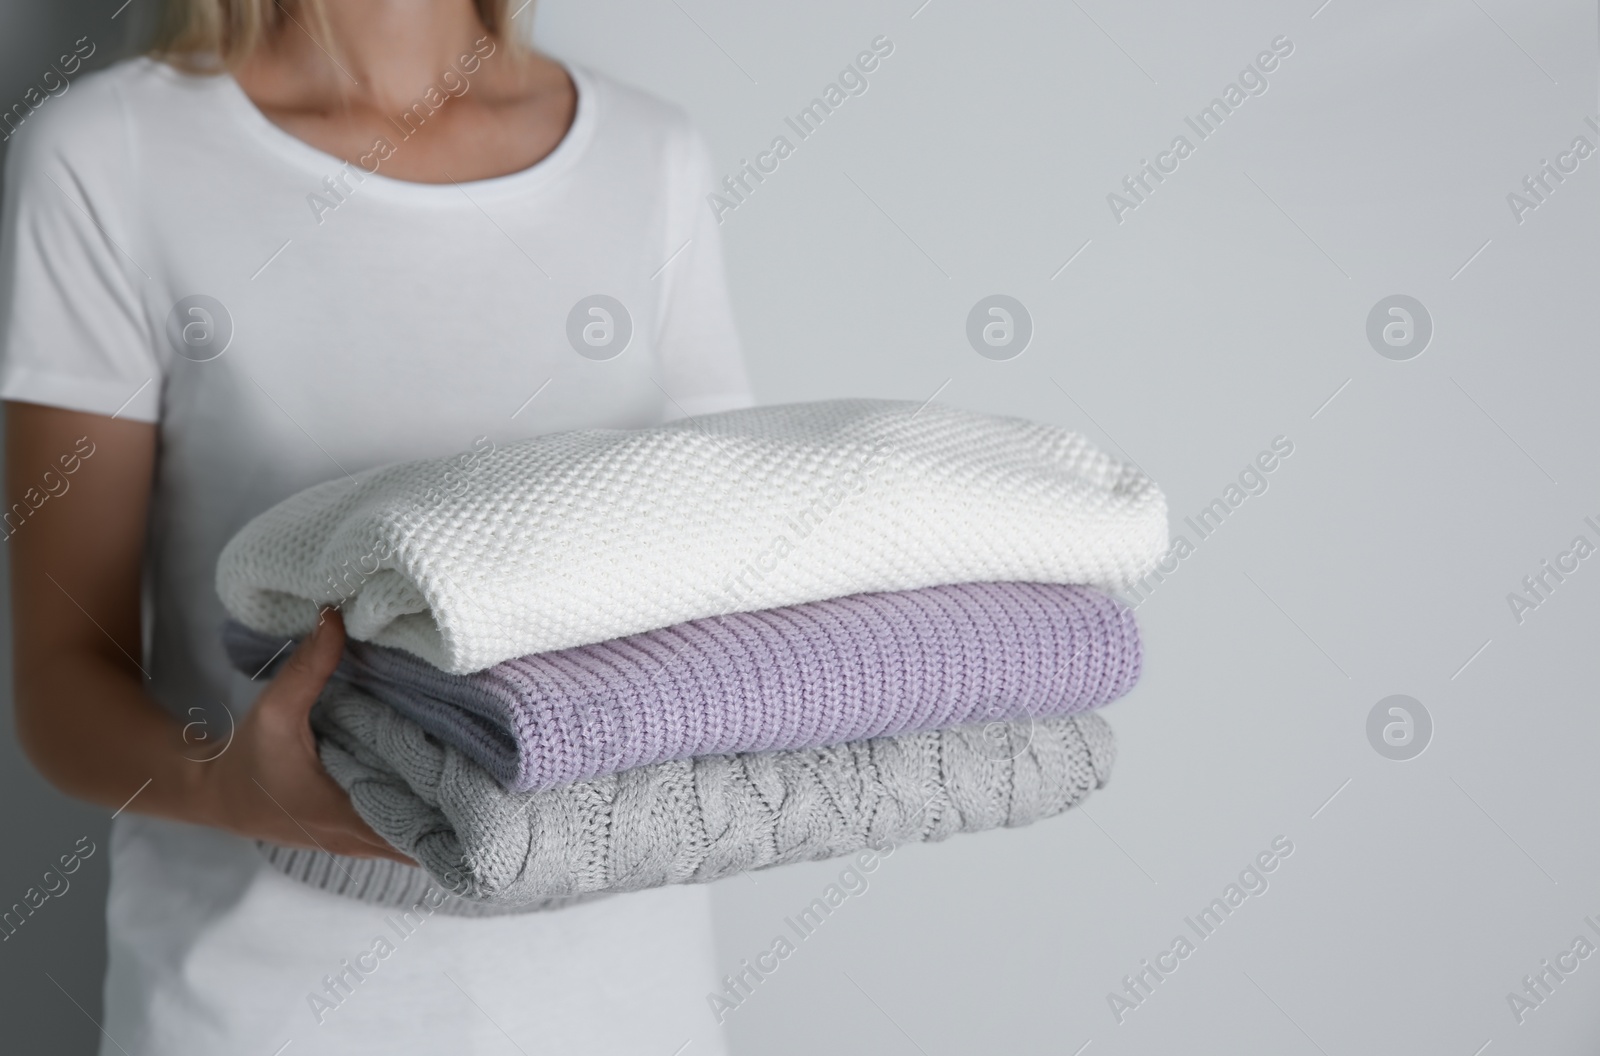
[
  {"left": 216, "top": 400, "right": 1167, "bottom": 673},
  {"left": 223, "top": 582, "right": 1140, "bottom": 793},
  {"left": 258, "top": 682, "right": 1117, "bottom": 912}
]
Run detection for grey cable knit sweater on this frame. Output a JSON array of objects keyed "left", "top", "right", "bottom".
[{"left": 260, "top": 682, "right": 1117, "bottom": 916}]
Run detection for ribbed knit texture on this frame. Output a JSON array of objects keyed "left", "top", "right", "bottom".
[
  {"left": 223, "top": 582, "right": 1140, "bottom": 793},
  {"left": 216, "top": 400, "right": 1167, "bottom": 674},
  {"left": 255, "top": 846, "right": 605, "bottom": 918},
  {"left": 259, "top": 682, "right": 1117, "bottom": 913}
]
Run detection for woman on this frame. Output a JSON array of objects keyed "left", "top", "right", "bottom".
[{"left": 1, "top": 1, "right": 751, "bottom": 1052}]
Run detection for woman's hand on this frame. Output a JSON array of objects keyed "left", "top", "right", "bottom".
[{"left": 198, "top": 608, "right": 414, "bottom": 864}]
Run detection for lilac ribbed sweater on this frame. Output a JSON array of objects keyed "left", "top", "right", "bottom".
[{"left": 223, "top": 581, "right": 1141, "bottom": 793}]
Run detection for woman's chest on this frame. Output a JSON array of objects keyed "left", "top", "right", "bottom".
[{"left": 141, "top": 182, "right": 678, "bottom": 515}]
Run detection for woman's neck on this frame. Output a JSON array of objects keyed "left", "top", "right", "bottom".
[
  {"left": 248, "top": 0, "right": 518, "bottom": 113},
  {"left": 229, "top": 1, "right": 573, "bottom": 185}
]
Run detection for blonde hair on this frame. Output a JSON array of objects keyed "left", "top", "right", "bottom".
[{"left": 150, "top": 0, "right": 523, "bottom": 71}]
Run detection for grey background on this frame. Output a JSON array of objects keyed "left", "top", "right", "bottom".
[{"left": 3, "top": 0, "right": 1597, "bottom": 1052}]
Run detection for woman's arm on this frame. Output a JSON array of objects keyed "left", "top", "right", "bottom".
[{"left": 5, "top": 400, "right": 409, "bottom": 862}]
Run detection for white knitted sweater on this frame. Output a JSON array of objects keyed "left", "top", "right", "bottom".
[{"left": 217, "top": 400, "right": 1167, "bottom": 674}]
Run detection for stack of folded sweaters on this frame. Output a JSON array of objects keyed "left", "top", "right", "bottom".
[{"left": 215, "top": 400, "right": 1167, "bottom": 915}]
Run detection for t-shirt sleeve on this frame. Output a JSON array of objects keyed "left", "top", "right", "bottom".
[
  {"left": 0, "top": 74, "right": 162, "bottom": 423},
  {"left": 652, "top": 122, "right": 754, "bottom": 418}
]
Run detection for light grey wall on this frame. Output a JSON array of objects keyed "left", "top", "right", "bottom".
[
  {"left": 532, "top": 0, "right": 1600, "bottom": 1052},
  {"left": 3, "top": 0, "right": 1596, "bottom": 1053}
]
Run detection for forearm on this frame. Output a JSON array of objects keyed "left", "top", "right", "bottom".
[
  {"left": 5, "top": 404, "right": 400, "bottom": 859},
  {"left": 14, "top": 650, "right": 216, "bottom": 827},
  {"left": 4, "top": 403, "right": 207, "bottom": 820}
]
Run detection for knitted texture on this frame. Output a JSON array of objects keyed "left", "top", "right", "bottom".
[
  {"left": 261, "top": 681, "right": 1117, "bottom": 912},
  {"left": 255, "top": 845, "right": 608, "bottom": 918},
  {"left": 222, "top": 582, "right": 1141, "bottom": 793},
  {"left": 216, "top": 400, "right": 1167, "bottom": 673}
]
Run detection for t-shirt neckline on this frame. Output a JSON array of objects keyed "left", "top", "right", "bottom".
[{"left": 206, "top": 56, "right": 596, "bottom": 203}]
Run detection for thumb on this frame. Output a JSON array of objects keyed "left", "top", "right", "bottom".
[{"left": 266, "top": 607, "right": 345, "bottom": 717}]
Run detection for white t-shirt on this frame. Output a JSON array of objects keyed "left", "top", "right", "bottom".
[{"left": 0, "top": 54, "right": 750, "bottom": 1055}]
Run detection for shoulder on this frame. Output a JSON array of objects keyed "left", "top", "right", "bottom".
[
  {"left": 571, "top": 64, "right": 708, "bottom": 165},
  {"left": 3, "top": 56, "right": 203, "bottom": 178}
]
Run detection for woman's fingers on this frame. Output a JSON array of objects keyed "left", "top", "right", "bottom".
[
  {"left": 274, "top": 806, "right": 414, "bottom": 864},
  {"left": 238, "top": 608, "right": 418, "bottom": 867},
  {"left": 318, "top": 835, "right": 411, "bottom": 862},
  {"left": 316, "top": 790, "right": 416, "bottom": 863},
  {"left": 317, "top": 828, "right": 417, "bottom": 865},
  {"left": 265, "top": 608, "right": 345, "bottom": 726}
]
